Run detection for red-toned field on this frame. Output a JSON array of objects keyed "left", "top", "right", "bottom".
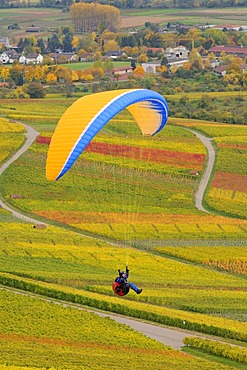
[
  {"left": 36, "top": 136, "right": 205, "bottom": 169},
  {"left": 212, "top": 172, "right": 247, "bottom": 192}
]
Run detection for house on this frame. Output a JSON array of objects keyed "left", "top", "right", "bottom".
[
  {"left": 111, "top": 66, "right": 133, "bottom": 75},
  {"left": 8, "top": 23, "right": 20, "bottom": 30},
  {"left": 105, "top": 50, "right": 127, "bottom": 59},
  {"left": 51, "top": 52, "right": 77, "bottom": 64},
  {"left": 213, "top": 24, "right": 242, "bottom": 31},
  {"left": 142, "top": 56, "right": 189, "bottom": 74},
  {"left": 111, "top": 66, "right": 133, "bottom": 80},
  {"left": 164, "top": 45, "right": 189, "bottom": 59},
  {"left": 209, "top": 46, "right": 247, "bottom": 58},
  {"left": 214, "top": 64, "right": 247, "bottom": 77},
  {"left": 26, "top": 26, "right": 43, "bottom": 33},
  {"left": 19, "top": 53, "right": 43, "bottom": 64},
  {"left": 0, "top": 49, "right": 19, "bottom": 64},
  {"left": 146, "top": 47, "right": 164, "bottom": 57},
  {"left": 78, "top": 52, "right": 93, "bottom": 62},
  {"left": 0, "top": 36, "right": 10, "bottom": 47}
]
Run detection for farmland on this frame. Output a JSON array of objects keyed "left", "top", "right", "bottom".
[
  {"left": 120, "top": 7, "right": 247, "bottom": 27},
  {"left": 0, "top": 90, "right": 246, "bottom": 370},
  {"left": 1, "top": 7, "right": 247, "bottom": 41},
  {"left": 1, "top": 288, "right": 242, "bottom": 370}
]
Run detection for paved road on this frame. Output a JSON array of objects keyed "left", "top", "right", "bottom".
[
  {"left": 0, "top": 123, "right": 216, "bottom": 349},
  {"left": 189, "top": 129, "right": 215, "bottom": 213},
  {"left": 95, "top": 312, "right": 189, "bottom": 349},
  {"left": 0, "top": 285, "right": 191, "bottom": 349}
]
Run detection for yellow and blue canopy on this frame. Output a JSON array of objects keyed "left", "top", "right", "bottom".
[{"left": 46, "top": 89, "right": 169, "bottom": 181}]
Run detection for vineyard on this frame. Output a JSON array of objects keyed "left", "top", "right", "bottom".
[
  {"left": 0, "top": 95, "right": 246, "bottom": 369},
  {"left": 1, "top": 289, "right": 239, "bottom": 370}
]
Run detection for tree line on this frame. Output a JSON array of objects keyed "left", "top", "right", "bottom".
[
  {"left": 1, "top": 0, "right": 247, "bottom": 9},
  {"left": 70, "top": 3, "right": 120, "bottom": 34}
]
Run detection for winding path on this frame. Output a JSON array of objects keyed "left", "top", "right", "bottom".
[
  {"left": 0, "top": 122, "right": 216, "bottom": 349},
  {"left": 189, "top": 129, "right": 215, "bottom": 213},
  {"left": 0, "top": 123, "right": 45, "bottom": 225}
]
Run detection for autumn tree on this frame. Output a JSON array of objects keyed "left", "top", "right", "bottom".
[
  {"left": 189, "top": 48, "right": 203, "bottom": 71},
  {"left": 133, "top": 65, "right": 145, "bottom": 76},
  {"left": 55, "top": 66, "right": 72, "bottom": 83},
  {"left": 70, "top": 3, "right": 120, "bottom": 35},
  {"left": 138, "top": 53, "right": 148, "bottom": 63},
  {"left": 23, "top": 82, "right": 46, "bottom": 98},
  {"left": 9, "top": 65, "right": 24, "bottom": 86},
  {"left": 104, "top": 40, "right": 120, "bottom": 52},
  {"left": 46, "top": 72, "right": 57, "bottom": 84}
]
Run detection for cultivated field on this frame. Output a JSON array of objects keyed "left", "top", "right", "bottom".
[
  {"left": 121, "top": 7, "right": 247, "bottom": 28},
  {"left": 1, "top": 6, "right": 247, "bottom": 41},
  {"left": 0, "top": 92, "right": 246, "bottom": 369}
]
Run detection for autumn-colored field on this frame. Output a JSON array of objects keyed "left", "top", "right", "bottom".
[
  {"left": 0, "top": 106, "right": 247, "bottom": 369},
  {"left": 212, "top": 172, "right": 247, "bottom": 193}
]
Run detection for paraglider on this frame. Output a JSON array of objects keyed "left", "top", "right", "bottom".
[
  {"left": 46, "top": 89, "right": 169, "bottom": 181},
  {"left": 46, "top": 89, "right": 169, "bottom": 297},
  {"left": 112, "top": 266, "right": 142, "bottom": 296}
]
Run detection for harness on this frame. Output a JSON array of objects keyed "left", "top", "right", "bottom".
[{"left": 112, "top": 281, "right": 130, "bottom": 296}]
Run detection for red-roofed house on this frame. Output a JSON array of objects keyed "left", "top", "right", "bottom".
[
  {"left": 111, "top": 66, "right": 133, "bottom": 80},
  {"left": 209, "top": 46, "right": 247, "bottom": 58},
  {"left": 214, "top": 64, "right": 247, "bottom": 77}
]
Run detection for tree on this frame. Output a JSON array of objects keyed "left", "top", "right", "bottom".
[
  {"left": 133, "top": 65, "right": 145, "bottom": 76},
  {"left": 6, "top": 86, "right": 29, "bottom": 99},
  {"left": 102, "top": 59, "right": 114, "bottom": 75},
  {"left": 189, "top": 49, "right": 203, "bottom": 71},
  {"left": 0, "top": 67, "right": 10, "bottom": 98},
  {"left": 70, "top": 3, "right": 120, "bottom": 34},
  {"left": 138, "top": 53, "right": 148, "bottom": 63},
  {"left": 104, "top": 40, "right": 120, "bottom": 52},
  {"left": 37, "top": 38, "right": 45, "bottom": 54},
  {"left": 47, "top": 34, "right": 62, "bottom": 52},
  {"left": 130, "top": 59, "right": 136, "bottom": 70},
  {"left": 46, "top": 72, "right": 57, "bottom": 84},
  {"left": 23, "top": 82, "right": 46, "bottom": 98},
  {"left": 55, "top": 66, "right": 72, "bottom": 83},
  {"left": 9, "top": 65, "right": 24, "bottom": 86},
  {"left": 62, "top": 33, "right": 73, "bottom": 52},
  {"left": 186, "top": 28, "right": 201, "bottom": 48}
]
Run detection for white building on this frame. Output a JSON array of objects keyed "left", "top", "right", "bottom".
[
  {"left": 142, "top": 62, "right": 161, "bottom": 73},
  {"left": 19, "top": 53, "right": 43, "bottom": 64},
  {"left": 164, "top": 45, "right": 189, "bottom": 59},
  {"left": 0, "top": 50, "right": 19, "bottom": 64}
]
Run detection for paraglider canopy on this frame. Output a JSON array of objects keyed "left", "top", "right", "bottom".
[{"left": 46, "top": 89, "right": 169, "bottom": 181}]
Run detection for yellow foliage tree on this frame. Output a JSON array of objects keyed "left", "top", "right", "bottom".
[
  {"left": 138, "top": 53, "right": 148, "bottom": 63},
  {"left": 156, "top": 65, "right": 167, "bottom": 73},
  {"left": 55, "top": 66, "right": 72, "bottom": 83},
  {"left": 46, "top": 72, "right": 57, "bottom": 84},
  {"left": 104, "top": 40, "right": 120, "bottom": 52},
  {"left": 72, "top": 36, "right": 79, "bottom": 48},
  {"left": 183, "top": 61, "right": 192, "bottom": 70},
  {"left": 71, "top": 70, "right": 79, "bottom": 82},
  {"left": 0, "top": 67, "right": 10, "bottom": 80},
  {"left": 80, "top": 73, "right": 94, "bottom": 81},
  {"left": 133, "top": 65, "right": 145, "bottom": 76}
]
